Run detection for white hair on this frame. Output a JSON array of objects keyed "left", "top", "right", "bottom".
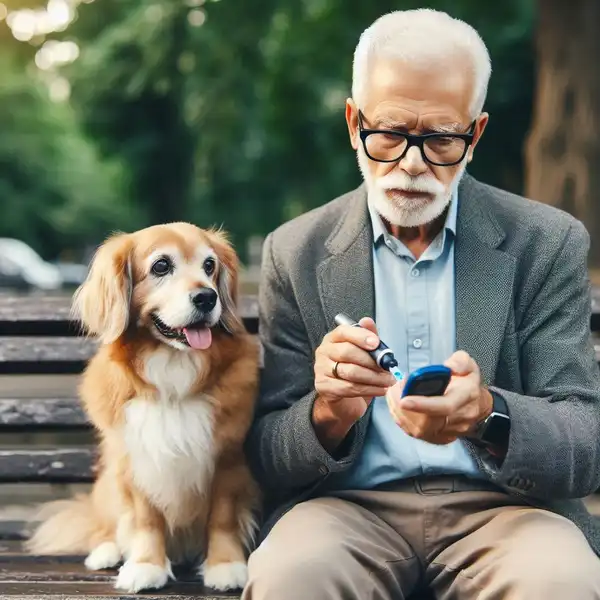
[{"left": 352, "top": 9, "right": 492, "bottom": 118}]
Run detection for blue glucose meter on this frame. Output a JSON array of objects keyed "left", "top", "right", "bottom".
[{"left": 401, "top": 364, "right": 452, "bottom": 397}]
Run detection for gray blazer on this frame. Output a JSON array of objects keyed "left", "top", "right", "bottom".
[{"left": 247, "top": 173, "right": 600, "bottom": 553}]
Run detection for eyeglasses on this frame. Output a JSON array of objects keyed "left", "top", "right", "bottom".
[{"left": 357, "top": 110, "right": 476, "bottom": 167}]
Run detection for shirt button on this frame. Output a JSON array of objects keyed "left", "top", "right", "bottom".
[
  {"left": 411, "top": 268, "right": 420, "bottom": 277},
  {"left": 413, "top": 338, "right": 423, "bottom": 349}
]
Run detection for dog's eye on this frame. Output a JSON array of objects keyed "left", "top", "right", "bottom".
[
  {"left": 203, "top": 257, "right": 216, "bottom": 276},
  {"left": 151, "top": 258, "right": 172, "bottom": 277}
]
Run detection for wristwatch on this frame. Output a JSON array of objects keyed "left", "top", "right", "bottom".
[{"left": 470, "top": 390, "right": 511, "bottom": 447}]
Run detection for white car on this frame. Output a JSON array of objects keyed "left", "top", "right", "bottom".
[{"left": 0, "top": 238, "right": 63, "bottom": 290}]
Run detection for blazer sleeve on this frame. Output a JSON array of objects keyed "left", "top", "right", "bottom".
[
  {"left": 474, "top": 219, "right": 600, "bottom": 499},
  {"left": 245, "top": 233, "right": 364, "bottom": 500}
]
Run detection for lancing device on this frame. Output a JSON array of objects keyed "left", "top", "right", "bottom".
[{"left": 334, "top": 313, "right": 404, "bottom": 380}]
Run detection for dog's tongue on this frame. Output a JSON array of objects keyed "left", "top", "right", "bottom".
[{"left": 183, "top": 326, "right": 212, "bottom": 350}]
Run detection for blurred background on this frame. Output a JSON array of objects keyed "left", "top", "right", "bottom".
[{"left": 0, "top": 0, "right": 598, "bottom": 295}]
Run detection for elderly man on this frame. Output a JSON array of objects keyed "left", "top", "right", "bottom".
[{"left": 243, "top": 9, "right": 600, "bottom": 600}]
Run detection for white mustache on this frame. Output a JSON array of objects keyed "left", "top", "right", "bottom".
[{"left": 376, "top": 174, "right": 444, "bottom": 196}]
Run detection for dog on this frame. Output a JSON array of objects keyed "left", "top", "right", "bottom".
[{"left": 26, "top": 222, "right": 261, "bottom": 594}]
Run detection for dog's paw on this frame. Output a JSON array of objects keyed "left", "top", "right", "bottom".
[
  {"left": 85, "top": 541, "right": 121, "bottom": 571},
  {"left": 115, "top": 560, "right": 171, "bottom": 593},
  {"left": 201, "top": 561, "right": 248, "bottom": 591}
]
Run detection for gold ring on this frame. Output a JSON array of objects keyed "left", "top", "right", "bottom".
[{"left": 332, "top": 361, "right": 341, "bottom": 379}]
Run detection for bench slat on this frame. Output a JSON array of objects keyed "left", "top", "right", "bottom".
[
  {"left": 0, "top": 399, "right": 87, "bottom": 429},
  {"left": 0, "top": 449, "right": 94, "bottom": 483},
  {"left": 0, "top": 581, "right": 237, "bottom": 599},
  {"left": 0, "top": 556, "right": 217, "bottom": 584},
  {"left": 0, "top": 523, "right": 28, "bottom": 542},
  {"left": 0, "top": 336, "right": 262, "bottom": 372},
  {"left": 591, "top": 285, "right": 600, "bottom": 333},
  {"left": 0, "top": 543, "right": 242, "bottom": 598},
  {"left": 0, "top": 339, "right": 95, "bottom": 374},
  {"left": 0, "top": 296, "right": 259, "bottom": 336}
]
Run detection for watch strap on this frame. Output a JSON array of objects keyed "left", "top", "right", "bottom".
[{"left": 471, "top": 389, "right": 511, "bottom": 447}]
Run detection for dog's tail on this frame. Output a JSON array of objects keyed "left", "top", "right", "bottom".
[{"left": 25, "top": 493, "right": 101, "bottom": 555}]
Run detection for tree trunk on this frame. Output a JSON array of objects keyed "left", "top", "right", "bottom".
[{"left": 525, "top": 0, "right": 600, "bottom": 269}]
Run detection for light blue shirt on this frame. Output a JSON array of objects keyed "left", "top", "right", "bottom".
[{"left": 326, "top": 190, "right": 483, "bottom": 492}]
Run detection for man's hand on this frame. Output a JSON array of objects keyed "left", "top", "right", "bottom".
[
  {"left": 312, "top": 317, "right": 395, "bottom": 452},
  {"left": 386, "top": 350, "right": 493, "bottom": 445}
]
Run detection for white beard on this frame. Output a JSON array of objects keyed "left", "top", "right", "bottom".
[{"left": 357, "top": 146, "right": 467, "bottom": 228}]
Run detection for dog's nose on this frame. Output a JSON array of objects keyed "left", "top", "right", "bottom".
[{"left": 191, "top": 288, "right": 218, "bottom": 312}]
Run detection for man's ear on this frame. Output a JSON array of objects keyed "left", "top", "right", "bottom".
[
  {"left": 468, "top": 112, "right": 489, "bottom": 162},
  {"left": 345, "top": 98, "right": 360, "bottom": 150}
]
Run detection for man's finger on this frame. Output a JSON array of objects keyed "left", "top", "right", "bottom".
[
  {"left": 385, "top": 380, "right": 406, "bottom": 402},
  {"left": 357, "top": 317, "right": 378, "bottom": 335},
  {"left": 398, "top": 395, "right": 450, "bottom": 416},
  {"left": 325, "top": 359, "right": 395, "bottom": 387},
  {"left": 319, "top": 379, "right": 390, "bottom": 400},
  {"left": 430, "top": 434, "right": 459, "bottom": 445},
  {"left": 328, "top": 324, "right": 380, "bottom": 351},
  {"left": 326, "top": 342, "right": 385, "bottom": 371},
  {"left": 392, "top": 412, "right": 417, "bottom": 436},
  {"left": 398, "top": 387, "right": 471, "bottom": 416}
]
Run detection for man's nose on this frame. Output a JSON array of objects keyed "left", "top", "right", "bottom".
[
  {"left": 398, "top": 146, "right": 429, "bottom": 177},
  {"left": 191, "top": 288, "right": 218, "bottom": 312}
]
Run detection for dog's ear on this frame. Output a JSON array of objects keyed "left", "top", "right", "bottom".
[
  {"left": 210, "top": 230, "right": 244, "bottom": 335},
  {"left": 72, "top": 232, "right": 133, "bottom": 344}
]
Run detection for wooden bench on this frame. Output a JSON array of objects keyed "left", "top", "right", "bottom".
[{"left": 0, "top": 290, "right": 599, "bottom": 599}]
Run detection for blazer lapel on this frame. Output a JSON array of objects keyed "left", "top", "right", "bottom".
[
  {"left": 317, "top": 185, "right": 375, "bottom": 329},
  {"left": 455, "top": 175, "right": 516, "bottom": 384}
]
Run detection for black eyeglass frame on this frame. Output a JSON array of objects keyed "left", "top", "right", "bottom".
[{"left": 357, "top": 110, "right": 477, "bottom": 167}]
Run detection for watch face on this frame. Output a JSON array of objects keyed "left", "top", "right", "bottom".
[{"left": 483, "top": 413, "right": 510, "bottom": 446}]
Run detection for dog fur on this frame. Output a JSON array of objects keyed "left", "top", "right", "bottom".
[{"left": 26, "top": 223, "right": 261, "bottom": 593}]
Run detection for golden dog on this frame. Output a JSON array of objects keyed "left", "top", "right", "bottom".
[{"left": 26, "top": 223, "right": 260, "bottom": 593}]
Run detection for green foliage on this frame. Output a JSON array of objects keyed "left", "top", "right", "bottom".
[
  {"left": 0, "top": 48, "right": 137, "bottom": 258},
  {"left": 63, "top": 1, "right": 195, "bottom": 228},
  {"left": 0, "top": 0, "right": 536, "bottom": 260}
]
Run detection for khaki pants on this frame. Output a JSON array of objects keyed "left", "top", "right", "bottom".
[{"left": 243, "top": 476, "right": 600, "bottom": 599}]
